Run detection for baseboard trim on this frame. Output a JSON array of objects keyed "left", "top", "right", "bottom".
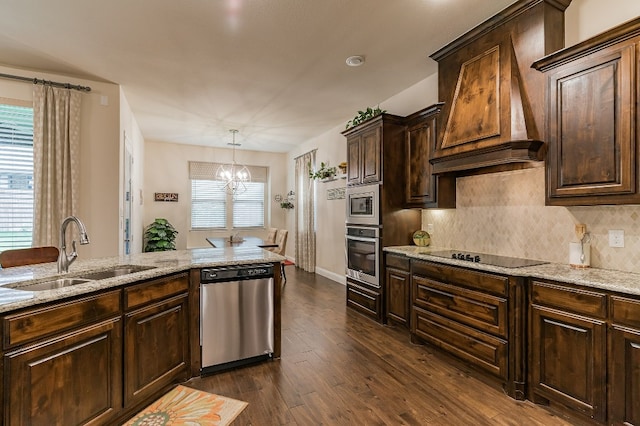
[{"left": 315, "top": 266, "right": 346, "bottom": 286}]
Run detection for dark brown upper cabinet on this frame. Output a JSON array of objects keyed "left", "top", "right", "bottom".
[
  {"left": 429, "top": 0, "right": 571, "bottom": 175},
  {"left": 343, "top": 113, "right": 405, "bottom": 187},
  {"left": 404, "top": 103, "right": 455, "bottom": 208},
  {"left": 533, "top": 17, "right": 640, "bottom": 206}
]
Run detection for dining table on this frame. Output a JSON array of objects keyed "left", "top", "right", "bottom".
[{"left": 206, "top": 236, "right": 278, "bottom": 249}]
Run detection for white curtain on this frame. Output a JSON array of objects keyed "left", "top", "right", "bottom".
[
  {"left": 32, "top": 85, "right": 82, "bottom": 246},
  {"left": 295, "top": 150, "right": 316, "bottom": 272}
]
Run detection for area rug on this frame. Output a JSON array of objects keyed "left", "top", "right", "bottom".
[{"left": 123, "top": 385, "right": 248, "bottom": 426}]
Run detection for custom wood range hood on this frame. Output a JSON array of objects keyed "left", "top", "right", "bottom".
[{"left": 429, "top": 0, "right": 572, "bottom": 175}]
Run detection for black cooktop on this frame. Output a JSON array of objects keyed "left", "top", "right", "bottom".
[{"left": 428, "top": 250, "right": 548, "bottom": 268}]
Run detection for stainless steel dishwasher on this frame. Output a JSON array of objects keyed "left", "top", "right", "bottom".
[{"left": 200, "top": 264, "right": 274, "bottom": 375}]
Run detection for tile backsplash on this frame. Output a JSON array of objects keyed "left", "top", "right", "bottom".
[{"left": 422, "top": 167, "right": 640, "bottom": 274}]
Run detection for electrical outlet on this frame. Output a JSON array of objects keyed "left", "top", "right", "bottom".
[
  {"left": 609, "top": 230, "right": 625, "bottom": 248},
  {"left": 427, "top": 223, "right": 434, "bottom": 234}
]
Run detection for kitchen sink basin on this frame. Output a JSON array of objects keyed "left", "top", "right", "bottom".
[
  {"left": 8, "top": 278, "right": 93, "bottom": 291},
  {"left": 77, "top": 264, "right": 156, "bottom": 280},
  {"left": 4, "top": 265, "right": 157, "bottom": 292}
]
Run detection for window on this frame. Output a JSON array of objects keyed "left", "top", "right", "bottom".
[
  {"left": 0, "top": 101, "right": 34, "bottom": 251},
  {"left": 189, "top": 161, "right": 267, "bottom": 229}
]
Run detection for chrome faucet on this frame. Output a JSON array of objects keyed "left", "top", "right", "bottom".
[{"left": 57, "top": 216, "right": 90, "bottom": 273}]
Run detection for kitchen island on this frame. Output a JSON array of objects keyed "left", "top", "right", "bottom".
[{"left": 0, "top": 247, "right": 284, "bottom": 426}]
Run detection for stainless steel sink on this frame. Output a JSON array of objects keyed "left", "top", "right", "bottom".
[
  {"left": 8, "top": 278, "right": 93, "bottom": 291},
  {"left": 77, "top": 264, "right": 156, "bottom": 280},
  {"left": 4, "top": 264, "right": 157, "bottom": 292}
]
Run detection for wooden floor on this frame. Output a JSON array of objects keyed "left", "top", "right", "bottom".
[{"left": 186, "top": 268, "right": 589, "bottom": 425}]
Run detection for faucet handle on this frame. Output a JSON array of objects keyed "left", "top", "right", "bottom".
[{"left": 69, "top": 240, "right": 79, "bottom": 262}]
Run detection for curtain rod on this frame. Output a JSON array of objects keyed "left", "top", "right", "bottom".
[
  {"left": 0, "top": 72, "right": 92, "bottom": 92},
  {"left": 294, "top": 148, "right": 317, "bottom": 160}
]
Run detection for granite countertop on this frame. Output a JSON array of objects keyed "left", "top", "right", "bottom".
[
  {"left": 384, "top": 245, "right": 640, "bottom": 296},
  {"left": 0, "top": 247, "right": 285, "bottom": 314}
]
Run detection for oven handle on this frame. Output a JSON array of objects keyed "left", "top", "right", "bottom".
[{"left": 346, "top": 235, "right": 378, "bottom": 243}]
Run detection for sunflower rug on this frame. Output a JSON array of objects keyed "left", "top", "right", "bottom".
[{"left": 123, "top": 385, "right": 248, "bottom": 426}]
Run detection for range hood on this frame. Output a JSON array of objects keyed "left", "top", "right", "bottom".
[{"left": 428, "top": 0, "right": 572, "bottom": 175}]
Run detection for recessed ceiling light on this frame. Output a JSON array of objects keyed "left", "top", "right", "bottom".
[{"left": 346, "top": 55, "right": 365, "bottom": 67}]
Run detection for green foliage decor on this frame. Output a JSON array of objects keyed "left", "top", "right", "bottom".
[
  {"left": 280, "top": 201, "right": 294, "bottom": 209},
  {"left": 144, "top": 218, "right": 178, "bottom": 252},
  {"left": 308, "top": 161, "right": 337, "bottom": 180},
  {"left": 346, "top": 106, "right": 386, "bottom": 129}
]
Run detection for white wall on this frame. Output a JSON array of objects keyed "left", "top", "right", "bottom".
[
  {"left": 143, "top": 140, "right": 288, "bottom": 250},
  {"left": 0, "top": 64, "right": 122, "bottom": 260},
  {"left": 565, "top": 0, "right": 640, "bottom": 46},
  {"left": 119, "top": 89, "right": 146, "bottom": 255}
]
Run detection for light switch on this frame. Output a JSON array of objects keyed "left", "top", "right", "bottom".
[
  {"left": 609, "top": 230, "right": 625, "bottom": 248},
  {"left": 427, "top": 223, "right": 434, "bottom": 233}
]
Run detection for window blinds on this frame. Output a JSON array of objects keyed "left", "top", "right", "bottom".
[
  {"left": 0, "top": 102, "right": 34, "bottom": 251},
  {"left": 189, "top": 161, "right": 267, "bottom": 229}
]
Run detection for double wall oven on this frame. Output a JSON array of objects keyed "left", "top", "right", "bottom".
[{"left": 346, "top": 184, "right": 381, "bottom": 288}]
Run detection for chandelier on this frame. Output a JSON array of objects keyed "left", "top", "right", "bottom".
[{"left": 216, "top": 129, "right": 251, "bottom": 195}]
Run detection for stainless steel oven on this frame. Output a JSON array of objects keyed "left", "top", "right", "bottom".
[
  {"left": 346, "top": 183, "right": 380, "bottom": 226},
  {"left": 345, "top": 226, "right": 380, "bottom": 287}
]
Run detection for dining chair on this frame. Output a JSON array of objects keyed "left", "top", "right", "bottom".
[
  {"left": 268, "top": 229, "right": 290, "bottom": 283},
  {"left": 265, "top": 227, "right": 278, "bottom": 244},
  {"left": 0, "top": 246, "right": 60, "bottom": 268}
]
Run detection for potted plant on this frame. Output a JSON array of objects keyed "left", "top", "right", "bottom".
[
  {"left": 144, "top": 218, "right": 178, "bottom": 252},
  {"left": 345, "top": 106, "right": 386, "bottom": 129},
  {"left": 308, "top": 161, "right": 337, "bottom": 181}
]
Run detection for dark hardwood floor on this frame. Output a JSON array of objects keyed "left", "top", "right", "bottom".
[{"left": 186, "top": 267, "right": 589, "bottom": 425}]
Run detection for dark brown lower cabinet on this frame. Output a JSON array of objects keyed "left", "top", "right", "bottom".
[
  {"left": 385, "top": 253, "right": 410, "bottom": 327},
  {"left": 530, "top": 306, "right": 607, "bottom": 422},
  {"left": 610, "top": 295, "right": 640, "bottom": 425},
  {"left": 610, "top": 326, "right": 640, "bottom": 425},
  {"left": 529, "top": 280, "right": 608, "bottom": 423},
  {"left": 124, "top": 293, "right": 189, "bottom": 408},
  {"left": 123, "top": 273, "right": 190, "bottom": 411},
  {"left": 4, "top": 318, "right": 122, "bottom": 425},
  {"left": 410, "top": 260, "right": 525, "bottom": 399}
]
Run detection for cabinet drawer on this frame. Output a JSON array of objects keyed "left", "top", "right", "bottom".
[
  {"left": 124, "top": 273, "right": 188, "bottom": 310},
  {"left": 611, "top": 295, "right": 640, "bottom": 329},
  {"left": 3, "top": 290, "right": 121, "bottom": 349},
  {"left": 413, "top": 260, "right": 508, "bottom": 296},
  {"left": 413, "top": 275, "right": 507, "bottom": 338},
  {"left": 386, "top": 253, "right": 409, "bottom": 271},
  {"left": 412, "top": 306, "right": 507, "bottom": 379},
  {"left": 531, "top": 280, "right": 607, "bottom": 319},
  {"left": 347, "top": 281, "right": 381, "bottom": 321}
]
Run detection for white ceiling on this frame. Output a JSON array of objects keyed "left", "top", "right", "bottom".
[{"left": 0, "top": 0, "right": 515, "bottom": 152}]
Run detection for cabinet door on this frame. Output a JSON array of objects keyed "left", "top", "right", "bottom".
[
  {"left": 347, "top": 136, "right": 361, "bottom": 185},
  {"left": 385, "top": 267, "right": 410, "bottom": 326},
  {"left": 4, "top": 319, "right": 122, "bottom": 426},
  {"left": 546, "top": 43, "right": 637, "bottom": 204},
  {"left": 610, "top": 326, "right": 640, "bottom": 425},
  {"left": 406, "top": 119, "right": 436, "bottom": 205},
  {"left": 530, "top": 305, "right": 607, "bottom": 422},
  {"left": 124, "top": 293, "right": 189, "bottom": 408},
  {"left": 361, "top": 126, "right": 381, "bottom": 183}
]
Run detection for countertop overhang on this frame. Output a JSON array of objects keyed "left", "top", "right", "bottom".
[
  {"left": 385, "top": 245, "right": 640, "bottom": 296},
  {"left": 0, "top": 247, "right": 285, "bottom": 314}
]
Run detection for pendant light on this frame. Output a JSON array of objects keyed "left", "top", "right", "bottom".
[{"left": 216, "top": 129, "right": 251, "bottom": 195}]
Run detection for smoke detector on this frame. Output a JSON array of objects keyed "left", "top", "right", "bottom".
[{"left": 345, "top": 55, "right": 365, "bottom": 67}]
